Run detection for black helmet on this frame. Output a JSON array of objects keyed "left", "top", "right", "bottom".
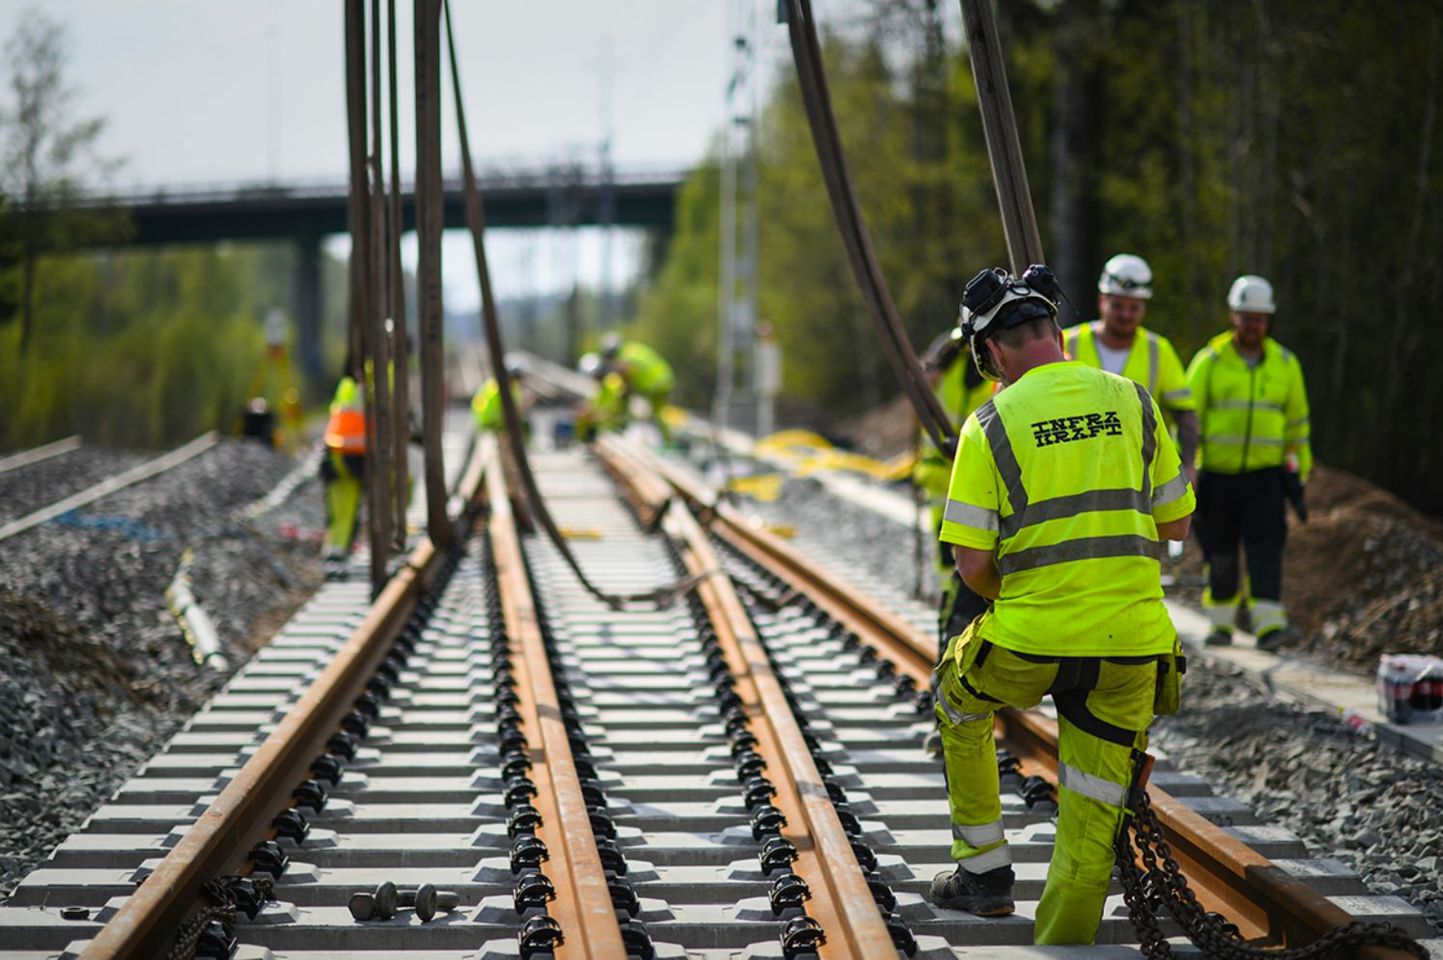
[{"left": 958, "top": 265, "right": 1059, "bottom": 381}]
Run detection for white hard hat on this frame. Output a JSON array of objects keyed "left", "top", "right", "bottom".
[
  {"left": 578, "top": 352, "right": 603, "bottom": 378},
  {"left": 1227, "top": 275, "right": 1275, "bottom": 314},
  {"left": 1097, "top": 253, "right": 1153, "bottom": 300}
]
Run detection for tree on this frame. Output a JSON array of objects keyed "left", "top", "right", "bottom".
[{"left": 0, "top": 8, "right": 124, "bottom": 354}]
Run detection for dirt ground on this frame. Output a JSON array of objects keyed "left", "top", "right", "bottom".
[{"left": 844, "top": 398, "right": 1443, "bottom": 675}]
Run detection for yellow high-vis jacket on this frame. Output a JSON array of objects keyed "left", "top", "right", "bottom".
[
  {"left": 1063, "top": 321, "right": 1195, "bottom": 414},
  {"left": 913, "top": 358, "right": 995, "bottom": 501},
  {"left": 1185, "top": 332, "right": 1312, "bottom": 481},
  {"left": 471, "top": 378, "right": 522, "bottom": 432},
  {"left": 617, "top": 341, "right": 674, "bottom": 396},
  {"left": 940, "top": 362, "right": 1194, "bottom": 657}
]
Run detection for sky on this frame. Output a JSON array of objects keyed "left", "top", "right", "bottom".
[{"left": 0, "top": 1, "right": 960, "bottom": 308}]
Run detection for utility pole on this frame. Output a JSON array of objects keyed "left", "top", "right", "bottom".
[{"left": 716, "top": 0, "right": 761, "bottom": 436}]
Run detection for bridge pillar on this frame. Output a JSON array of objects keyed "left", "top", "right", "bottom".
[{"left": 295, "top": 232, "right": 324, "bottom": 390}]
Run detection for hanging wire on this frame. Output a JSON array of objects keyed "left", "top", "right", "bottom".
[{"left": 441, "top": 0, "right": 712, "bottom": 610}]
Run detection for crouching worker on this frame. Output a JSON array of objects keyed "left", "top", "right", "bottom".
[
  {"left": 929, "top": 265, "right": 1194, "bottom": 944},
  {"left": 472, "top": 363, "right": 526, "bottom": 435}
]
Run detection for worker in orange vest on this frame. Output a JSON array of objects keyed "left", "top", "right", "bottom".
[{"left": 321, "top": 368, "right": 366, "bottom": 578}]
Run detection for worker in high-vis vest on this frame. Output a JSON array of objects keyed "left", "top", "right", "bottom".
[
  {"left": 1062, "top": 254, "right": 1199, "bottom": 478},
  {"left": 1186, "top": 275, "right": 1311, "bottom": 651},
  {"left": 930, "top": 265, "right": 1194, "bottom": 945},
  {"left": 913, "top": 325, "right": 995, "bottom": 645},
  {"left": 321, "top": 371, "right": 367, "bottom": 575},
  {"left": 601, "top": 332, "right": 676, "bottom": 442},
  {"left": 471, "top": 364, "right": 526, "bottom": 434},
  {"left": 575, "top": 352, "right": 628, "bottom": 443}
]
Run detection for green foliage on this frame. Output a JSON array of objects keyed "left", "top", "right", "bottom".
[
  {"left": 634, "top": 0, "right": 1443, "bottom": 510},
  {"left": 0, "top": 246, "right": 300, "bottom": 450}
]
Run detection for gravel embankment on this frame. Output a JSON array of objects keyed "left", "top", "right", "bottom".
[
  {"left": 0, "top": 440, "right": 326, "bottom": 896},
  {"left": 0, "top": 447, "right": 151, "bottom": 525},
  {"left": 723, "top": 467, "right": 1443, "bottom": 934}
]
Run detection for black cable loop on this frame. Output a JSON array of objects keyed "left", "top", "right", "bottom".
[
  {"left": 781, "top": 0, "right": 956, "bottom": 453},
  {"left": 440, "top": 0, "right": 713, "bottom": 613}
]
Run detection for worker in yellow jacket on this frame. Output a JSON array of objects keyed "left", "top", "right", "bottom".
[
  {"left": 913, "top": 326, "right": 995, "bottom": 645},
  {"left": 930, "top": 265, "right": 1193, "bottom": 945},
  {"left": 320, "top": 370, "right": 366, "bottom": 577},
  {"left": 1186, "top": 275, "right": 1311, "bottom": 651},
  {"left": 471, "top": 364, "right": 526, "bottom": 434},
  {"left": 601, "top": 332, "right": 675, "bottom": 442},
  {"left": 1062, "top": 254, "right": 1198, "bottom": 477},
  {"left": 575, "top": 352, "right": 628, "bottom": 443}
]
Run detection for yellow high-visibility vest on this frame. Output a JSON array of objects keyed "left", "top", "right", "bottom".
[
  {"left": 1063, "top": 321, "right": 1194, "bottom": 413},
  {"left": 913, "top": 357, "right": 995, "bottom": 500},
  {"left": 940, "top": 361, "right": 1194, "bottom": 657},
  {"left": 1185, "top": 332, "right": 1312, "bottom": 481},
  {"left": 471, "top": 378, "right": 522, "bottom": 432},
  {"left": 617, "top": 341, "right": 674, "bottom": 395}
]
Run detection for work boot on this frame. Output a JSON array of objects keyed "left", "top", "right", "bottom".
[
  {"left": 1204, "top": 628, "right": 1232, "bottom": 647},
  {"left": 1256, "top": 623, "right": 1298, "bottom": 653},
  {"left": 930, "top": 864, "right": 1015, "bottom": 916}
]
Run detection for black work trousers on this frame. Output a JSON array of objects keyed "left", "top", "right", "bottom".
[{"left": 1196, "top": 467, "right": 1286, "bottom": 602}]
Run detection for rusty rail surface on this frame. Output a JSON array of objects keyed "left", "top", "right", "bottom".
[
  {"left": 483, "top": 437, "right": 628, "bottom": 960},
  {"left": 599, "top": 437, "right": 1415, "bottom": 956},
  {"left": 81, "top": 438, "right": 493, "bottom": 960}
]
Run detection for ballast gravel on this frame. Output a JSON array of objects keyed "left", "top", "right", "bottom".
[
  {"left": 724, "top": 467, "right": 1443, "bottom": 934},
  {"left": 0, "top": 446, "right": 151, "bottom": 525},
  {"left": 0, "top": 439, "right": 325, "bottom": 896}
]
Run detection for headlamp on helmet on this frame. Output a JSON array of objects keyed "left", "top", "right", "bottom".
[{"left": 958, "top": 266, "right": 1060, "bottom": 381}]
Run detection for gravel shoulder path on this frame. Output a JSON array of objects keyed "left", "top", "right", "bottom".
[{"left": 0, "top": 440, "right": 326, "bottom": 895}]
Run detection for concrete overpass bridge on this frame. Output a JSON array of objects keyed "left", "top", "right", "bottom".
[{"left": 63, "top": 164, "right": 683, "bottom": 380}]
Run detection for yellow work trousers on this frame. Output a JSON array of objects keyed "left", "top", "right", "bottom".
[
  {"left": 933, "top": 624, "right": 1157, "bottom": 944},
  {"left": 323, "top": 450, "right": 364, "bottom": 555}
]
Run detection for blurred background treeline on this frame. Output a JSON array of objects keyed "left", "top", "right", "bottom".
[
  {"left": 632, "top": 0, "right": 1443, "bottom": 511},
  {"left": 3, "top": 0, "right": 1441, "bottom": 512}
]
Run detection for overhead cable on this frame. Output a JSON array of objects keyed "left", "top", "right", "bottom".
[
  {"left": 441, "top": 0, "right": 709, "bottom": 610},
  {"left": 781, "top": 0, "right": 957, "bottom": 453}
]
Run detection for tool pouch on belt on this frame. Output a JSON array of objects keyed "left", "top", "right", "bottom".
[{"left": 1154, "top": 637, "right": 1185, "bottom": 715}]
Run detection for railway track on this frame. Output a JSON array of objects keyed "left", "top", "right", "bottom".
[{"left": 0, "top": 426, "right": 1435, "bottom": 959}]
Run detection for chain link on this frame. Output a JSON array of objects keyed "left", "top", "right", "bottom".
[
  {"left": 1116, "top": 786, "right": 1430, "bottom": 959},
  {"left": 163, "top": 875, "right": 276, "bottom": 960}
]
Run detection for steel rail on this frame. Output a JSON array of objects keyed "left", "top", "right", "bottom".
[
  {"left": 603, "top": 438, "right": 1417, "bottom": 956},
  {"left": 594, "top": 438, "right": 896, "bottom": 959},
  {"left": 79, "top": 437, "right": 492, "bottom": 960},
  {"left": 483, "top": 436, "right": 629, "bottom": 960},
  {"left": 0, "top": 435, "right": 81, "bottom": 476},
  {"left": 0, "top": 431, "right": 218, "bottom": 544}
]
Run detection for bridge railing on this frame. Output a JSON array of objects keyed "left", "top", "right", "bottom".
[{"left": 52, "top": 162, "right": 689, "bottom": 210}]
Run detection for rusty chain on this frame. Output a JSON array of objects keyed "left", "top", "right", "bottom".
[{"left": 1116, "top": 785, "right": 1429, "bottom": 959}]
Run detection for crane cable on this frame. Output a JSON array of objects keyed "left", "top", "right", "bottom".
[
  {"left": 781, "top": 0, "right": 957, "bottom": 455},
  {"left": 441, "top": 0, "right": 711, "bottom": 610}
]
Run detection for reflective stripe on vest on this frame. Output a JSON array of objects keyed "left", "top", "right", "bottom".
[{"left": 978, "top": 380, "right": 1157, "bottom": 578}]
